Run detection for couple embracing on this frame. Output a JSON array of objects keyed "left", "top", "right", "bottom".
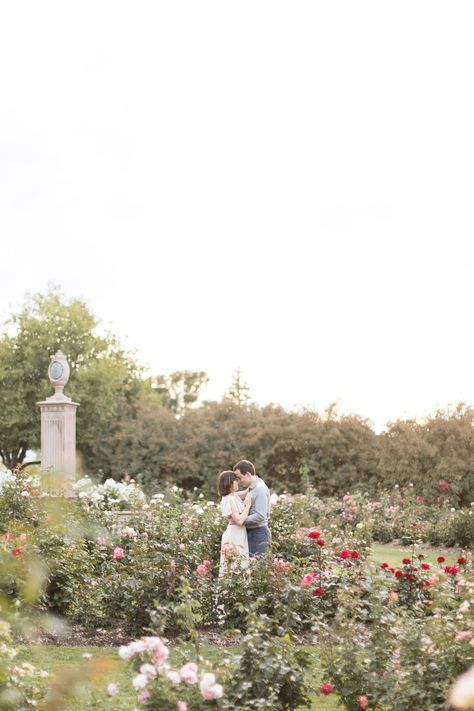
[{"left": 217, "top": 459, "right": 271, "bottom": 574}]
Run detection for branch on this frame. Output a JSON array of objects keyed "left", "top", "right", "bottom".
[{"left": 20, "top": 460, "right": 41, "bottom": 470}]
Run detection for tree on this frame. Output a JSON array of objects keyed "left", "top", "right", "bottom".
[
  {"left": 150, "top": 370, "right": 209, "bottom": 416},
  {"left": 0, "top": 288, "right": 142, "bottom": 471},
  {"left": 224, "top": 368, "right": 252, "bottom": 407}
]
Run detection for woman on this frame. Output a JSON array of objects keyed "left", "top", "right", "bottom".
[{"left": 217, "top": 470, "right": 251, "bottom": 575}]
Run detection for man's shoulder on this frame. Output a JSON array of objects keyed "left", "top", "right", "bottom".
[{"left": 256, "top": 478, "right": 269, "bottom": 493}]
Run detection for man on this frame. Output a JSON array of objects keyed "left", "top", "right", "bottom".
[{"left": 233, "top": 459, "right": 271, "bottom": 557}]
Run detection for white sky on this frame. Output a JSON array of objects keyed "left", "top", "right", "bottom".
[{"left": 0, "top": 1, "right": 473, "bottom": 431}]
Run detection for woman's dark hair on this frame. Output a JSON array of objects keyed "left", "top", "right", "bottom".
[
  {"left": 217, "top": 470, "right": 236, "bottom": 497},
  {"left": 233, "top": 459, "right": 256, "bottom": 476}
]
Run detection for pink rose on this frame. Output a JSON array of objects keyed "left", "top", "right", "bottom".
[
  {"left": 358, "top": 695, "right": 369, "bottom": 709},
  {"left": 199, "top": 672, "right": 224, "bottom": 700},
  {"left": 180, "top": 662, "right": 198, "bottom": 684},
  {"left": 113, "top": 546, "right": 124, "bottom": 560},
  {"left": 177, "top": 702, "right": 188, "bottom": 711},
  {"left": 300, "top": 573, "right": 318, "bottom": 587}
]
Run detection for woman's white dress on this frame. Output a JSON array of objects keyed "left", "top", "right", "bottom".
[{"left": 219, "top": 494, "right": 249, "bottom": 575}]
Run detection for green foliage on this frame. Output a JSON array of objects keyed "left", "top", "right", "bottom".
[{"left": 223, "top": 603, "right": 312, "bottom": 710}]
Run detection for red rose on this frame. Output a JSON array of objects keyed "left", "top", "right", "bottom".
[
  {"left": 340, "top": 549, "right": 350, "bottom": 559},
  {"left": 314, "top": 586, "right": 326, "bottom": 596},
  {"left": 457, "top": 557, "right": 467, "bottom": 565},
  {"left": 395, "top": 570, "right": 403, "bottom": 578},
  {"left": 425, "top": 580, "right": 432, "bottom": 586},
  {"left": 402, "top": 558, "right": 411, "bottom": 565},
  {"left": 380, "top": 562, "right": 389, "bottom": 569},
  {"left": 308, "top": 531, "right": 321, "bottom": 539},
  {"left": 421, "top": 563, "right": 430, "bottom": 570},
  {"left": 437, "top": 556, "right": 445, "bottom": 563},
  {"left": 316, "top": 539, "right": 326, "bottom": 547},
  {"left": 12, "top": 548, "right": 22, "bottom": 557},
  {"left": 319, "top": 682, "right": 334, "bottom": 695},
  {"left": 351, "top": 550, "right": 360, "bottom": 559}
]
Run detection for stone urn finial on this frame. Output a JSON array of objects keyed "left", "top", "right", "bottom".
[{"left": 47, "top": 351, "right": 71, "bottom": 401}]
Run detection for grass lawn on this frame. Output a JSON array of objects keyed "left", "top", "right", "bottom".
[
  {"left": 17, "top": 644, "right": 339, "bottom": 710},
  {"left": 17, "top": 542, "right": 463, "bottom": 710},
  {"left": 370, "top": 541, "right": 462, "bottom": 568}
]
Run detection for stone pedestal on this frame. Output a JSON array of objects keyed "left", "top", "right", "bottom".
[
  {"left": 38, "top": 399, "right": 79, "bottom": 496},
  {"left": 37, "top": 352, "right": 79, "bottom": 497}
]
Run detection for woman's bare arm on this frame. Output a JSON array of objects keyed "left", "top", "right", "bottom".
[{"left": 229, "top": 495, "right": 252, "bottom": 525}]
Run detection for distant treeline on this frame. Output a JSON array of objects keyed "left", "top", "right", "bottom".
[{"left": 104, "top": 399, "right": 474, "bottom": 507}]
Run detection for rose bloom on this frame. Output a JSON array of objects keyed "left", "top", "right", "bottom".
[
  {"left": 351, "top": 550, "right": 360, "bottom": 559},
  {"left": 457, "top": 557, "right": 467, "bottom": 565},
  {"left": 319, "top": 682, "right": 334, "bottom": 695},
  {"left": 96, "top": 536, "right": 106, "bottom": 545},
  {"left": 395, "top": 570, "right": 403, "bottom": 578},
  {"left": 177, "top": 702, "right": 188, "bottom": 711},
  {"left": 308, "top": 530, "right": 321, "bottom": 539},
  {"left": 421, "top": 563, "right": 430, "bottom": 570},
  {"left": 449, "top": 664, "right": 474, "bottom": 708},
  {"left": 340, "top": 549, "right": 350, "bottom": 559},
  {"left": 167, "top": 670, "right": 181, "bottom": 684},
  {"left": 402, "top": 558, "right": 411, "bottom": 565},
  {"left": 132, "top": 673, "right": 148, "bottom": 690},
  {"left": 389, "top": 591, "right": 399, "bottom": 601},
  {"left": 300, "top": 573, "right": 318, "bottom": 587},
  {"left": 113, "top": 546, "right": 124, "bottom": 560},
  {"left": 380, "top": 562, "right": 389, "bottom": 569},
  {"left": 437, "top": 555, "right": 446, "bottom": 563},
  {"left": 273, "top": 558, "right": 291, "bottom": 573},
  {"left": 196, "top": 564, "right": 210, "bottom": 576},
  {"left": 313, "top": 586, "right": 326, "bottom": 596},
  {"left": 180, "top": 662, "right": 198, "bottom": 684},
  {"left": 12, "top": 548, "right": 22, "bottom": 557},
  {"left": 107, "top": 683, "right": 119, "bottom": 697},
  {"left": 199, "top": 673, "right": 223, "bottom": 700},
  {"left": 316, "top": 538, "right": 326, "bottom": 547},
  {"left": 358, "top": 696, "right": 369, "bottom": 709}
]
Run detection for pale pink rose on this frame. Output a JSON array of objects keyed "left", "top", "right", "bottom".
[
  {"left": 132, "top": 673, "right": 148, "bottom": 690},
  {"left": 107, "top": 683, "right": 119, "bottom": 697},
  {"left": 199, "top": 672, "right": 224, "bottom": 700},
  {"left": 273, "top": 558, "right": 291, "bottom": 573},
  {"left": 180, "top": 662, "right": 198, "bottom": 684},
  {"left": 119, "top": 640, "right": 146, "bottom": 660},
  {"left": 222, "top": 544, "right": 236, "bottom": 560},
  {"left": 449, "top": 664, "right": 474, "bottom": 708},
  {"left": 144, "top": 637, "right": 169, "bottom": 666},
  {"left": 138, "top": 690, "right": 151, "bottom": 702},
  {"left": 177, "top": 702, "right": 188, "bottom": 711},
  {"left": 167, "top": 670, "right": 181, "bottom": 684},
  {"left": 121, "top": 526, "right": 138, "bottom": 539},
  {"left": 113, "top": 546, "right": 124, "bottom": 560},
  {"left": 456, "top": 631, "right": 472, "bottom": 641},
  {"left": 358, "top": 695, "right": 369, "bottom": 709},
  {"left": 140, "top": 663, "right": 157, "bottom": 678},
  {"left": 96, "top": 536, "right": 106, "bottom": 545},
  {"left": 196, "top": 564, "right": 209, "bottom": 575},
  {"left": 178, "top": 543, "right": 186, "bottom": 551}
]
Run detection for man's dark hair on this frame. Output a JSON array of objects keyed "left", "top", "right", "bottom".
[
  {"left": 217, "top": 470, "right": 237, "bottom": 497},
  {"left": 233, "top": 459, "right": 256, "bottom": 476}
]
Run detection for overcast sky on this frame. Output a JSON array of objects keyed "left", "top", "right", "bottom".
[{"left": 1, "top": 1, "right": 473, "bottom": 431}]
